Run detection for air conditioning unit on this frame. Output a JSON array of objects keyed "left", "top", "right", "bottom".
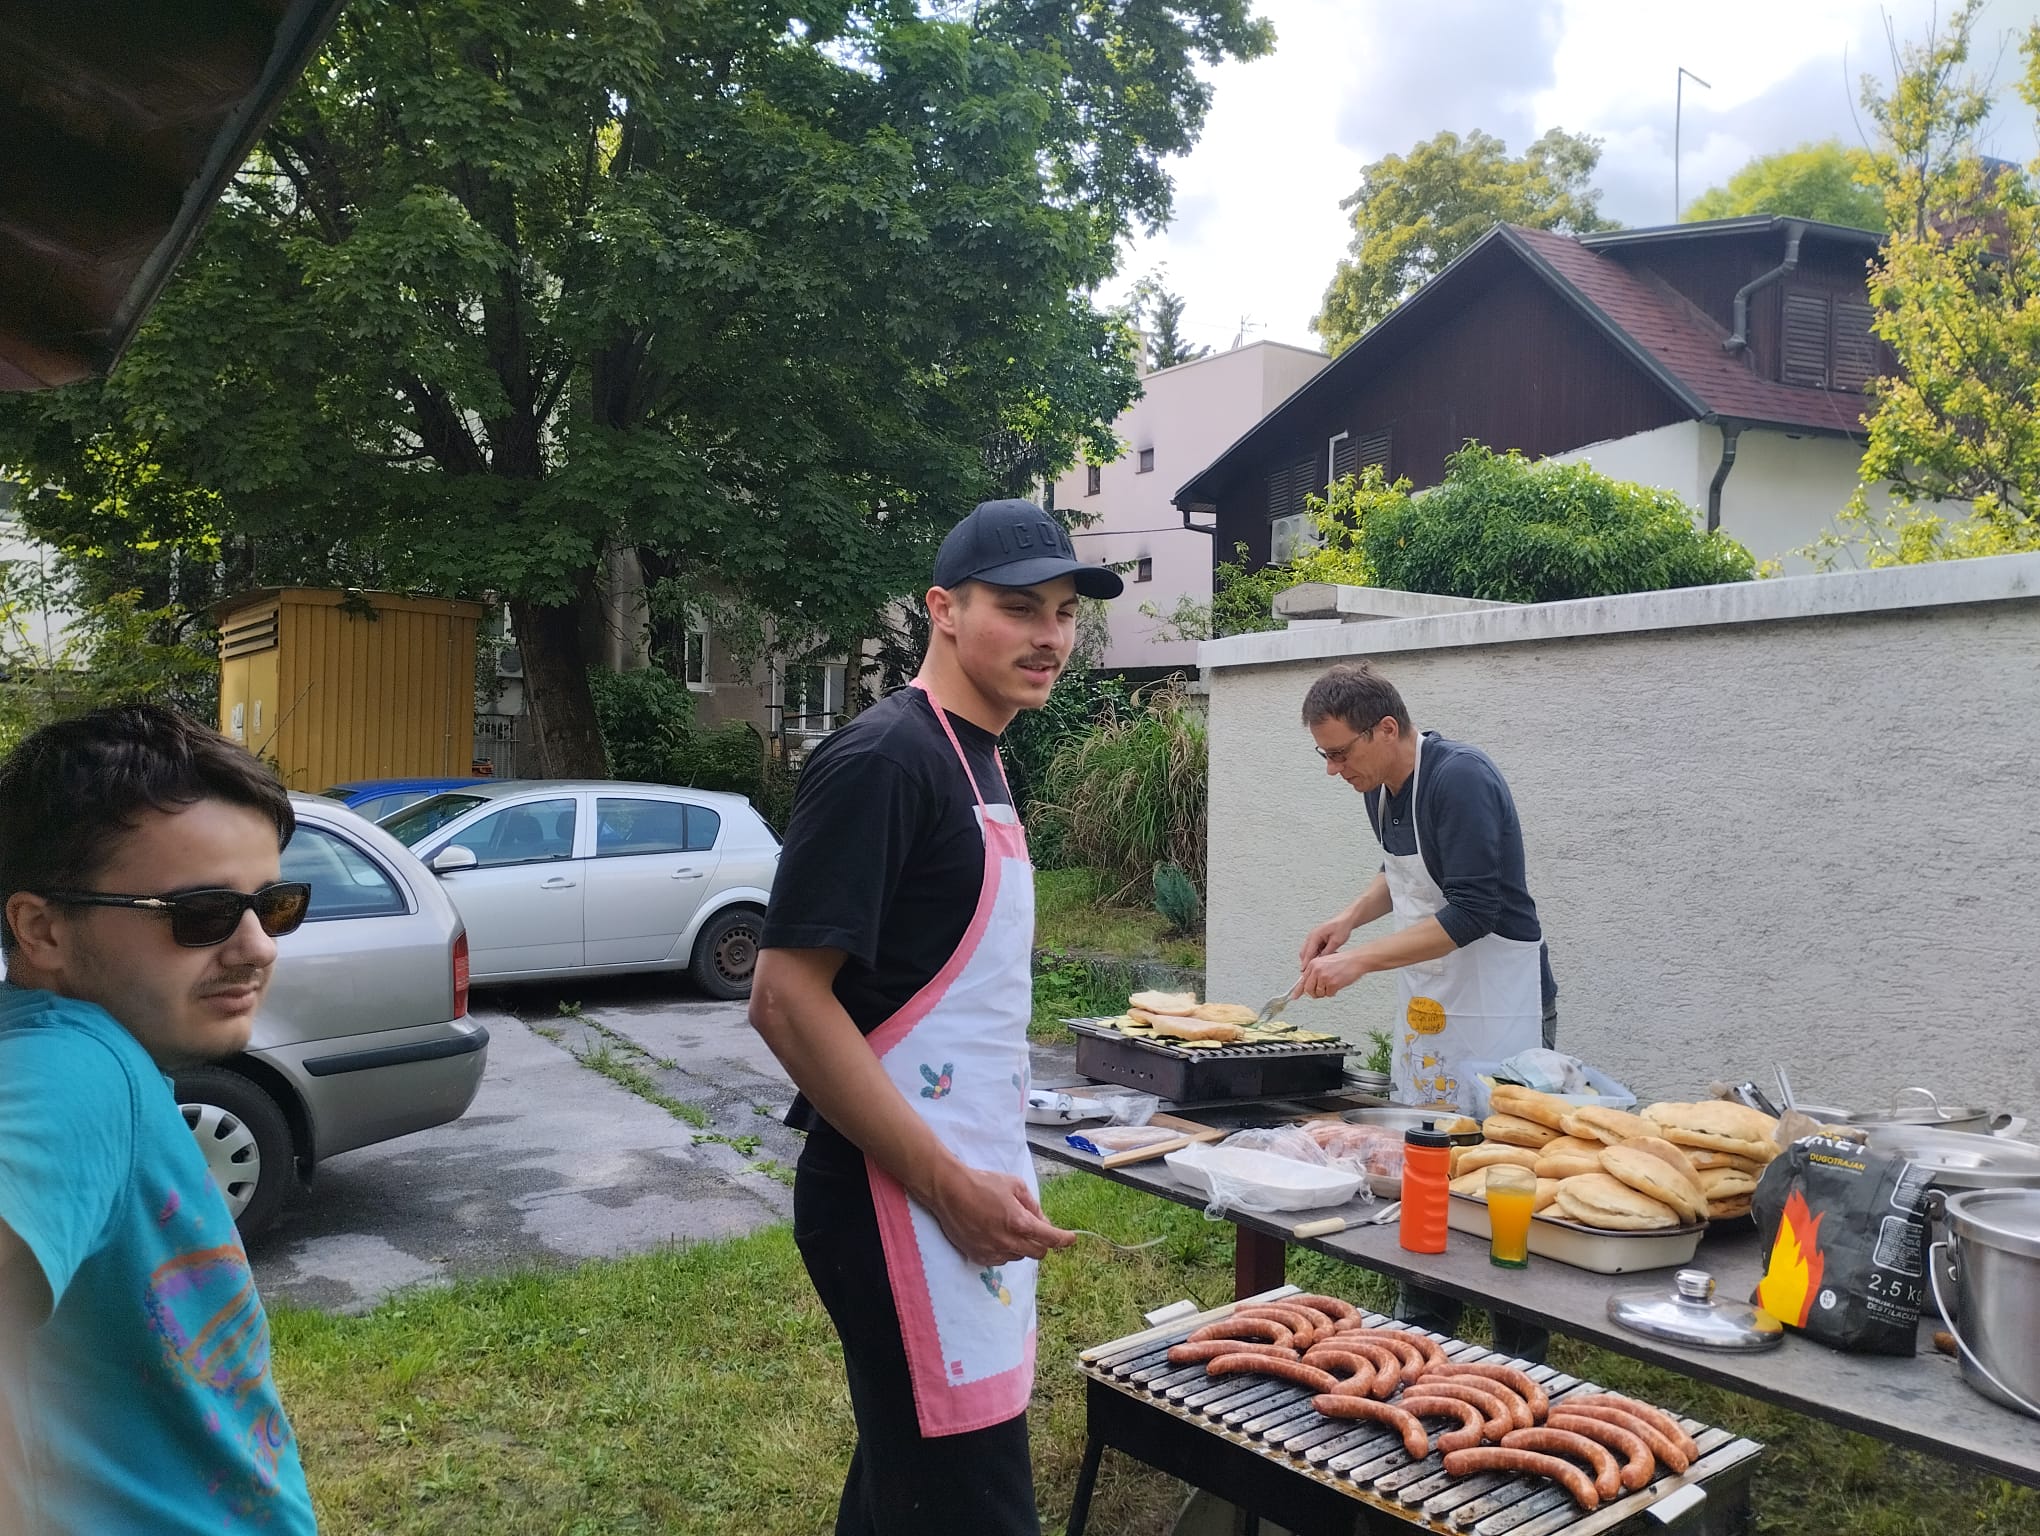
[{"left": 494, "top": 646, "right": 524, "bottom": 678}]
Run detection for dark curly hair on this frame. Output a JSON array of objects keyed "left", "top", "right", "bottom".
[{"left": 0, "top": 704, "right": 293, "bottom": 952}]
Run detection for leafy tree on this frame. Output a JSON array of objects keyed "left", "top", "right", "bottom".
[
  {"left": 1314, "top": 128, "right": 1616, "bottom": 354},
  {"left": 1682, "top": 141, "right": 1887, "bottom": 230},
  {"left": 1826, "top": 2, "right": 2040, "bottom": 565},
  {"left": 0, "top": 0, "right": 1272, "bottom": 776}
]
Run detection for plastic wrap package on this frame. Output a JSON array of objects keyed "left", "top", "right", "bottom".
[
  {"left": 1299, "top": 1120, "right": 1407, "bottom": 1180},
  {"left": 1186, "top": 1127, "right": 1375, "bottom": 1219},
  {"left": 1067, "top": 1124, "right": 1183, "bottom": 1155},
  {"left": 1028, "top": 1089, "right": 1159, "bottom": 1128}
]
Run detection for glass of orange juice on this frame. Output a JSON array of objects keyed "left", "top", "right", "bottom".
[{"left": 1486, "top": 1164, "right": 1536, "bottom": 1269}]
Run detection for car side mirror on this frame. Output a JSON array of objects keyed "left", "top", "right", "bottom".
[{"left": 430, "top": 844, "right": 479, "bottom": 874}]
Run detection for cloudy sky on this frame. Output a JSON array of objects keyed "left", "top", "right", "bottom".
[{"left": 1110, "top": 0, "right": 2040, "bottom": 351}]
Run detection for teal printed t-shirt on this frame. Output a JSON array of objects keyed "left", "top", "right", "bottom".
[{"left": 0, "top": 987, "right": 316, "bottom": 1534}]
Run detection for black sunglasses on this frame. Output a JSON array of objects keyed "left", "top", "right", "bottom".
[{"left": 40, "top": 881, "right": 313, "bottom": 948}]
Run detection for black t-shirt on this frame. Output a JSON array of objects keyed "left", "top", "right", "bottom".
[{"left": 762, "top": 686, "right": 1010, "bottom": 1142}]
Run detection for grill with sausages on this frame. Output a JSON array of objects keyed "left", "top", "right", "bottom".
[{"left": 1067, "top": 1295, "right": 1763, "bottom": 1536}]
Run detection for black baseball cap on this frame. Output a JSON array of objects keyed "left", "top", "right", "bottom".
[{"left": 932, "top": 498, "right": 1124, "bottom": 599}]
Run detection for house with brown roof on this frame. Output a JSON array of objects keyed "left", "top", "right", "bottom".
[{"left": 1173, "top": 216, "right": 1898, "bottom": 573}]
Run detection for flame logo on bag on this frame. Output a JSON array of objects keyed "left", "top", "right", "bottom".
[{"left": 1757, "top": 1189, "right": 1826, "bottom": 1326}]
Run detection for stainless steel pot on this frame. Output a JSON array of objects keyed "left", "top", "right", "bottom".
[
  {"left": 1796, "top": 1087, "right": 2014, "bottom": 1135},
  {"left": 1340, "top": 1105, "right": 1484, "bottom": 1143},
  {"left": 1864, "top": 1124, "right": 2040, "bottom": 1191},
  {"left": 1928, "top": 1189, "right": 2040, "bottom": 1420}
]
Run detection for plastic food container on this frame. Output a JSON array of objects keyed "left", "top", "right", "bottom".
[
  {"left": 1163, "top": 1144, "right": 1365, "bottom": 1212},
  {"left": 1447, "top": 1193, "right": 1705, "bottom": 1274},
  {"left": 1458, "top": 1061, "right": 1639, "bottom": 1123}
]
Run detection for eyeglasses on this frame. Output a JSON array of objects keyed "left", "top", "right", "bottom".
[
  {"left": 39, "top": 881, "right": 313, "bottom": 948},
  {"left": 1315, "top": 728, "right": 1374, "bottom": 767}
]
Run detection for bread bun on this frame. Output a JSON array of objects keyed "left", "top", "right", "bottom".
[
  {"left": 1697, "top": 1166, "right": 1758, "bottom": 1201},
  {"left": 1532, "top": 1177, "right": 1562, "bottom": 1212},
  {"left": 1642, "top": 1101, "right": 1781, "bottom": 1160},
  {"left": 1629, "top": 1135, "right": 1703, "bottom": 1185},
  {"left": 1190, "top": 1002, "right": 1258, "bottom": 1025},
  {"left": 1482, "top": 1113, "right": 1561, "bottom": 1149},
  {"left": 1533, "top": 1138, "right": 1604, "bottom": 1180},
  {"left": 1458, "top": 1144, "right": 1540, "bottom": 1174},
  {"left": 1551, "top": 1172, "right": 1680, "bottom": 1231},
  {"left": 1489, "top": 1084, "right": 1573, "bottom": 1131},
  {"left": 1600, "top": 1142, "right": 1707, "bottom": 1224},
  {"left": 1436, "top": 1115, "right": 1481, "bottom": 1137},
  {"left": 1450, "top": 1168, "right": 1492, "bottom": 1197},
  {"left": 1562, "top": 1105, "right": 1658, "bottom": 1145},
  {"left": 1683, "top": 1147, "right": 1767, "bottom": 1174},
  {"left": 1129, "top": 990, "right": 1199, "bottom": 1015},
  {"left": 1148, "top": 1013, "right": 1243, "bottom": 1043},
  {"left": 1707, "top": 1194, "right": 1753, "bottom": 1221}
]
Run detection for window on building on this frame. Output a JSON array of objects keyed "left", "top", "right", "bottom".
[
  {"left": 1329, "top": 429, "right": 1391, "bottom": 484},
  {"left": 1780, "top": 288, "right": 1880, "bottom": 392},
  {"left": 1266, "top": 452, "right": 1323, "bottom": 562},
  {"left": 780, "top": 660, "right": 847, "bottom": 737},
  {"left": 1134, "top": 557, "right": 1153, "bottom": 583},
  {"left": 1085, "top": 463, "right": 1102, "bottom": 496},
  {"left": 1137, "top": 447, "right": 1155, "bottom": 474},
  {"left": 684, "top": 614, "right": 711, "bottom": 691}
]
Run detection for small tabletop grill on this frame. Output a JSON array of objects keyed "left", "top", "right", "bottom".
[
  {"left": 1067, "top": 1297, "right": 1763, "bottom": 1536},
  {"left": 1067, "top": 1017, "right": 1351, "bottom": 1103}
]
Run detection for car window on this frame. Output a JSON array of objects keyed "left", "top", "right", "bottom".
[
  {"left": 381, "top": 792, "right": 489, "bottom": 844},
  {"left": 281, "top": 824, "right": 407, "bottom": 919},
  {"left": 685, "top": 805, "right": 720, "bottom": 852},
  {"left": 354, "top": 791, "right": 426, "bottom": 822},
  {"left": 595, "top": 798, "right": 688, "bottom": 857},
  {"left": 446, "top": 798, "right": 578, "bottom": 867}
]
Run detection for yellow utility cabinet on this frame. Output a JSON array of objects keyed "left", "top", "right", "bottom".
[{"left": 216, "top": 588, "right": 485, "bottom": 791}]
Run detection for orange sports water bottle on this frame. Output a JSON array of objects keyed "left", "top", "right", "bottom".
[{"left": 1399, "top": 1120, "right": 1451, "bottom": 1254}]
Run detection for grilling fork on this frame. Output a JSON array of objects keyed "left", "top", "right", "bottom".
[{"left": 1254, "top": 977, "right": 1304, "bottom": 1026}]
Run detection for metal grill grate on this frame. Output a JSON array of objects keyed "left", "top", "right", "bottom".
[
  {"left": 1067, "top": 1018, "right": 1351, "bottom": 1064},
  {"left": 1079, "top": 1304, "right": 1762, "bottom": 1536}
]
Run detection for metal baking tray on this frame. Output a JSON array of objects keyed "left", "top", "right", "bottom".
[{"left": 1447, "top": 1192, "right": 1706, "bottom": 1274}]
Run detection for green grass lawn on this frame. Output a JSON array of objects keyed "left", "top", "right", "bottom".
[
  {"left": 274, "top": 1179, "right": 2034, "bottom": 1536},
  {"left": 1035, "top": 867, "right": 1204, "bottom": 970}
]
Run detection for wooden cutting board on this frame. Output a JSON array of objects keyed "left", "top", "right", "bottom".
[{"left": 1097, "top": 1111, "right": 1227, "bottom": 1169}]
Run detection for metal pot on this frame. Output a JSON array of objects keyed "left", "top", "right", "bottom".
[
  {"left": 1928, "top": 1189, "right": 2040, "bottom": 1420},
  {"left": 1340, "top": 1106, "right": 1484, "bottom": 1143},
  {"left": 1798, "top": 1087, "right": 2014, "bottom": 1135},
  {"left": 1863, "top": 1124, "right": 2040, "bottom": 1192}
]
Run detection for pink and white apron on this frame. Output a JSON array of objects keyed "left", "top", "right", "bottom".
[{"left": 863, "top": 680, "right": 1039, "bottom": 1436}]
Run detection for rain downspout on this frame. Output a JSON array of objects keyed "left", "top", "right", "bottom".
[
  {"left": 1180, "top": 502, "right": 1216, "bottom": 537},
  {"left": 1723, "top": 219, "right": 1806, "bottom": 354},
  {"left": 1706, "top": 422, "right": 1744, "bottom": 534}
]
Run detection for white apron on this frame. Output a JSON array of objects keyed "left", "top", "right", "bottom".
[
  {"left": 863, "top": 681, "right": 1039, "bottom": 1437},
  {"left": 1379, "top": 735, "right": 1543, "bottom": 1111}
]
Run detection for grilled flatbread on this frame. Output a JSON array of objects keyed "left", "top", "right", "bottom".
[{"left": 1128, "top": 990, "right": 1199, "bottom": 1016}]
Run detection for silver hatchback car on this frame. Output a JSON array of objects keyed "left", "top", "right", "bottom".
[
  {"left": 174, "top": 793, "right": 488, "bottom": 1237},
  {"left": 379, "top": 781, "right": 779, "bottom": 998}
]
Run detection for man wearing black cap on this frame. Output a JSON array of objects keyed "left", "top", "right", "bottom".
[{"left": 750, "top": 499, "right": 1122, "bottom": 1535}]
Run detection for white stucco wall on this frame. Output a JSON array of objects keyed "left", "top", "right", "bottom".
[
  {"left": 1552, "top": 422, "right": 1903, "bottom": 577},
  {"left": 1052, "top": 341, "right": 1329, "bottom": 673},
  {"left": 1200, "top": 555, "right": 2040, "bottom": 1116}
]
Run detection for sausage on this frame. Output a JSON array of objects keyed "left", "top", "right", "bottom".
[
  {"left": 1315, "top": 1340, "right": 1403, "bottom": 1396},
  {"left": 1287, "top": 1292, "right": 1360, "bottom": 1322},
  {"left": 1341, "top": 1326, "right": 1448, "bottom": 1369},
  {"left": 1442, "top": 1448, "right": 1600, "bottom": 1510},
  {"left": 1206, "top": 1354, "right": 1339, "bottom": 1394},
  {"left": 1398, "top": 1394, "right": 1489, "bottom": 1454},
  {"left": 1546, "top": 1403, "right": 1689, "bottom": 1474},
  {"left": 1236, "top": 1303, "right": 1326, "bottom": 1333},
  {"left": 1435, "top": 1372, "right": 1532, "bottom": 1430},
  {"left": 1566, "top": 1394, "right": 1701, "bottom": 1462},
  {"left": 1167, "top": 1340, "right": 1299, "bottom": 1366},
  {"left": 1547, "top": 1413, "right": 1656, "bottom": 1492},
  {"left": 1501, "top": 1427, "right": 1622, "bottom": 1502},
  {"left": 1422, "top": 1361, "right": 1549, "bottom": 1420},
  {"left": 1340, "top": 1331, "right": 1425, "bottom": 1383},
  {"left": 1295, "top": 1349, "right": 1377, "bottom": 1399},
  {"left": 1232, "top": 1307, "right": 1320, "bottom": 1348},
  {"left": 1406, "top": 1377, "right": 1514, "bottom": 1439},
  {"left": 1309, "top": 1395, "right": 1429, "bottom": 1459},
  {"left": 1187, "top": 1317, "right": 1293, "bottom": 1348}
]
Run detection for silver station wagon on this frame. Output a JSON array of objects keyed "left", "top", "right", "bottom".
[
  {"left": 379, "top": 781, "right": 779, "bottom": 1000},
  {"left": 177, "top": 792, "right": 488, "bottom": 1237}
]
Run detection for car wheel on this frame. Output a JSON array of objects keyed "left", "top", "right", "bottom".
[
  {"left": 691, "top": 907, "right": 762, "bottom": 1000},
  {"left": 176, "top": 1066, "right": 295, "bottom": 1239}
]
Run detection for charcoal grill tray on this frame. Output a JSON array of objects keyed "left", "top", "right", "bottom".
[
  {"left": 1067, "top": 1016, "right": 1350, "bottom": 1103},
  {"left": 1069, "top": 1290, "right": 1764, "bottom": 1536}
]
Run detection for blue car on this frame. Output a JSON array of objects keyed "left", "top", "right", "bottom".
[{"left": 323, "top": 777, "right": 500, "bottom": 825}]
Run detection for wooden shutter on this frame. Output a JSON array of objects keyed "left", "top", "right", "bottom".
[
  {"left": 1830, "top": 296, "right": 1878, "bottom": 392},
  {"left": 1353, "top": 429, "right": 1391, "bottom": 475},
  {"left": 1781, "top": 291, "right": 1831, "bottom": 388}
]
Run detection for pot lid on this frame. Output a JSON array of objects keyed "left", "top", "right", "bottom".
[
  {"left": 1945, "top": 1189, "right": 2040, "bottom": 1260},
  {"left": 1866, "top": 1125, "right": 2040, "bottom": 1190},
  {"left": 1607, "top": 1269, "right": 1784, "bottom": 1351}
]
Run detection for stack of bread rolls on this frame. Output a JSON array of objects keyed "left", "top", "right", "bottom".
[{"left": 1446, "top": 1086, "right": 1779, "bottom": 1228}]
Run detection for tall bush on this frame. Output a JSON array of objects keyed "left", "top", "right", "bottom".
[{"left": 1030, "top": 687, "right": 1206, "bottom": 900}]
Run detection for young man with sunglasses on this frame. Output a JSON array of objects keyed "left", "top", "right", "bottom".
[{"left": 0, "top": 704, "right": 318, "bottom": 1535}]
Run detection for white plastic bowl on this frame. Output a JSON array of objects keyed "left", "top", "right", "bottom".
[{"left": 1163, "top": 1144, "right": 1364, "bottom": 1212}]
